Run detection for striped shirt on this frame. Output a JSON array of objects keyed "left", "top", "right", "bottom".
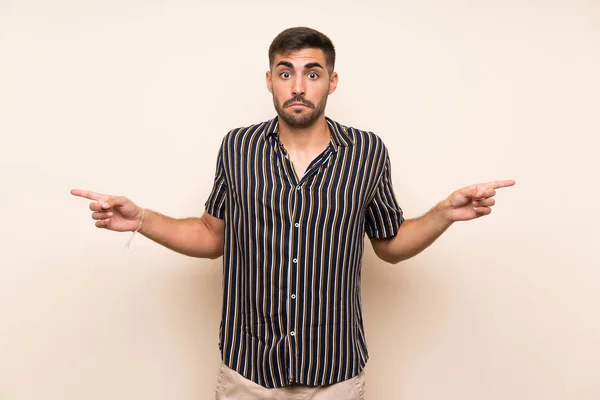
[{"left": 205, "top": 116, "right": 404, "bottom": 388}]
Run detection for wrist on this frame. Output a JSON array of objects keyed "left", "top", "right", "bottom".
[
  {"left": 125, "top": 207, "right": 145, "bottom": 249},
  {"left": 134, "top": 207, "right": 145, "bottom": 232},
  {"left": 434, "top": 200, "right": 454, "bottom": 224}
]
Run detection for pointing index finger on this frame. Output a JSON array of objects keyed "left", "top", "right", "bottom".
[
  {"left": 70, "top": 189, "right": 104, "bottom": 201},
  {"left": 485, "top": 180, "right": 516, "bottom": 190}
]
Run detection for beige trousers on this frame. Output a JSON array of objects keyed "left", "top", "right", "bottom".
[{"left": 215, "top": 362, "right": 366, "bottom": 400}]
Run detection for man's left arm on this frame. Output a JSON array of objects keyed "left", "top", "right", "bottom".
[{"left": 371, "top": 180, "right": 515, "bottom": 264}]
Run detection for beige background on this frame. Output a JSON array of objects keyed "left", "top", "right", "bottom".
[{"left": 1, "top": 0, "right": 599, "bottom": 399}]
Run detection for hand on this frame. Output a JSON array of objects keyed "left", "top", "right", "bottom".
[
  {"left": 70, "top": 189, "right": 143, "bottom": 232},
  {"left": 441, "top": 180, "right": 515, "bottom": 222}
]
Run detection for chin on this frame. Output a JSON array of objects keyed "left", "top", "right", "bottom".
[{"left": 283, "top": 113, "right": 315, "bottom": 128}]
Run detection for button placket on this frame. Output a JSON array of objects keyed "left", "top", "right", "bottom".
[{"left": 287, "top": 180, "right": 302, "bottom": 384}]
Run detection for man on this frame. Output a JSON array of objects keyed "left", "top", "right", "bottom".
[{"left": 72, "top": 27, "right": 514, "bottom": 399}]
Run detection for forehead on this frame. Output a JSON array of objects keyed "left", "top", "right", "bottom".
[{"left": 272, "top": 48, "right": 327, "bottom": 68}]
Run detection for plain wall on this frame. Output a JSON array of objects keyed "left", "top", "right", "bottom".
[{"left": 1, "top": 0, "right": 599, "bottom": 398}]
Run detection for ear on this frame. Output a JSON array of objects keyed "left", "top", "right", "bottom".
[
  {"left": 266, "top": 70, "right": 273, "bottom": 93},
  {"left": 328, "top": 71, "right": 339, "bottom": 95}
]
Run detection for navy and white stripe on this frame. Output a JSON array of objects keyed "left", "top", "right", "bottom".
[{"left": 205, "top": 116, "right": 403, "bottom": 388}]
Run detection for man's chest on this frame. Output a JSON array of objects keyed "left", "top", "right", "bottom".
[{"left": 224, "top": 146, "right": 380, "bottom": 225}]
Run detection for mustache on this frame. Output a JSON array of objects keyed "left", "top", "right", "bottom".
[{"left": 283, "top": 96, "right": 315, "bottom": 109}]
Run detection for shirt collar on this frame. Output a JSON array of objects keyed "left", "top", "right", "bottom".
[{"left": 264, "top": 116, "right": 354, "bottom": 150}]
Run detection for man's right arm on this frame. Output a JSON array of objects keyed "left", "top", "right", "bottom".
[
  {"left": 139, "top": 210, "right": 224, "bottom": 259},
  {"left": 70, "top": 189, "right": 225, "bottom": 259}
]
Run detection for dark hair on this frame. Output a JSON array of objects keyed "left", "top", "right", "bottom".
[{"left": 268, "top": 27, "right": 336, "bottom": 72}]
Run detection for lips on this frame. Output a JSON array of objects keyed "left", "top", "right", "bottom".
[{"left": 283, "top": 97, "right": 314, "bottom": 108}]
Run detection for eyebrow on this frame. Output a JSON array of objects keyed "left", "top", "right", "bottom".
[
  {"left": 275, "top": 61, "right": 325, "bottom": 70},
  {"left": 304, "top": 62, "right": 324, "bottom": 70}
]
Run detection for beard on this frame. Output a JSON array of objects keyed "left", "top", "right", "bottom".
[{"left": 273, "top": 93, "right": 328, "bottom": 129}]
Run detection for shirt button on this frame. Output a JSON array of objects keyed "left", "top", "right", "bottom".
[
  {"left": 296, "top": 185, "right": 301, "bottom": 190},
  {"left": 290, "top": 331, "right": 295, "bottom": 336},
  {"left": 294, "top": 223, "right": 300, "bottom": 228},
  {"left": 293, "top": 258, "right": 298, "bottom": 263},
  {"left": 291, "top": 294, "right": 296, "bottom": 299}
]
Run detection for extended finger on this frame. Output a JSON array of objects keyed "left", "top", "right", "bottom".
[
  {"left": 92, "top": 211, "right": 113, "bottom": 220},
  {"left": 484, "top": 180, "right": 515, "bottom": 190},
  {"left": 71, "top": 189, "right": 105, "bottom": 201}
]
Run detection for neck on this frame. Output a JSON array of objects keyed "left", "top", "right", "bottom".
[{"left": 277, "top": 115, "right": 330, "bottom": 151}]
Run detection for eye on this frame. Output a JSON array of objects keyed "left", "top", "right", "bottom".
[
  {"left": 280, "top": 71, "right": 291, "bottom": 79},
  {"left": 308, "top": 72, "right": 319, "bottom": 79}
]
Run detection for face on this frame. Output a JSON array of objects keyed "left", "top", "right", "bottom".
[{"left": 266, "top": 48, "right": 338, "bottom": 129}]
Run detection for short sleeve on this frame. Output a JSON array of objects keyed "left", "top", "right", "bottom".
[
  {"left": 204, "top": 141, "right": 227, "bottom": 220},
  {"left": 364, "top": 156, "right": 404, "bottom": 239}
]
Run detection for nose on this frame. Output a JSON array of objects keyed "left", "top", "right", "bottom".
[{"left": 292, "top": 75, "right": 306, "bottom": 97}]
